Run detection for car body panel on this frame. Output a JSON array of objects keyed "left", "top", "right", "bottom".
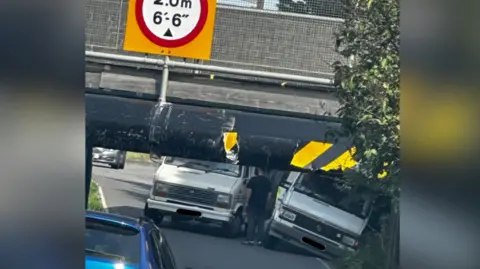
[
  {"left": 86, "top": 210, "right": 139, "bottom": 230},
  {"left": 86, "top": 256, "right": 139, "bottom": 269},
  {"left": 85, "top": 211, "right": 171, "bottom": 269},
  {"left": 286, "top": 191, "right": 365, "bottom": 235},
  {"left": 92, "top": 147, "right": 126, "bottom": 168}
]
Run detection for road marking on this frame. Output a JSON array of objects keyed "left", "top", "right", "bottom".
[
  {"left": 316, "top": 258, "right": 333, "bottom": 269},
  {"left": 97, "top": 183, "right": 109, "bottom": 212}
]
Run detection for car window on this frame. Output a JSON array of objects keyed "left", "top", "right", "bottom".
[
  {"left": 149, "top": 230, "right": 164, "bottom": 269},
  {"left": 85, "top": 217, "right": 141, "bottom": 264}
]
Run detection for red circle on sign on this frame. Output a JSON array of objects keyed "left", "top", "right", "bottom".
[{"left": 136, "top": 0, "right": 208, "bottom": 48}]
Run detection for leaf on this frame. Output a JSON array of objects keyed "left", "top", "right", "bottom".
[{"left": 381, "top": 58, "right": 388, "bottom": 68}]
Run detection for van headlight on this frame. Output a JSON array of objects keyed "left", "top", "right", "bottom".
[
  {"left": 216, "top": 194, "right": 231, "bottom": 208},
  {"left": 341, "top": 235, "right": 357, "bottom": 247},
  {"left": 153, "top": 182, "right": 169, "bottom": 197},
  {"left": 279, "top": 207, "right": 296, "bottom": 222}
]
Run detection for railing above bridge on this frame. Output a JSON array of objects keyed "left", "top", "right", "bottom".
[{"left": 85, "top": 0, "right": 345, "bottom": 79}]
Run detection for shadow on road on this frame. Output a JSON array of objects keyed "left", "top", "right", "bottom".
[
  {"left": 108, "top": 205, "right": 314, "bottom": 258},
  {"left": 106, "top": 178, "right": 315, "bottom": 258},
  {"left": 104, "top": 177, "right": 152, "bottom": 191},
  {"left": 108, "top": 205, "right": 239, "bottom": 239}
]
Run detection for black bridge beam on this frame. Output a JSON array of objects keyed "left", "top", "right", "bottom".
[
  {"left": 86, "top": 92, "right": 154, "bottom": 153},
  {"left": 86, "top": 92, "right": 349, "bottom": 170}
]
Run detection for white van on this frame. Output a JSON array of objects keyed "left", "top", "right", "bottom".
[
  {"left": 264, "top": 171, "right": 374, "bottom": 259},
  {"left": 144, "top": 156, "right": 255, "bottom": 237}
]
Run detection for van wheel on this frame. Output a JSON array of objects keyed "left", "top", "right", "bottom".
[
  {"left": 144, "top": 203, "right": 163, "bottom": 225},
  {"left": 263, "top": 221, "right": 278, "bottom": 249},
  {"left": 222, "top": 213, "right": 242, "bottom": 238}
]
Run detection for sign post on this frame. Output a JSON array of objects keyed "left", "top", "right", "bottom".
[{"left": 123, "top": 0, "right": 217, "bottom": 101}]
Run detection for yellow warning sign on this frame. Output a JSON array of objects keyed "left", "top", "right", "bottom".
[{"left": 123, "top": 0, "right": 217, "bottom": 60}]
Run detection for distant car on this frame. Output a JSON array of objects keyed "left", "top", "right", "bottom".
[
  {"left": 85, "top": 210, "right": 178, "bottom": 269},
  {"left": 93, "top": 147, "right": 126, "bottom": 169}
]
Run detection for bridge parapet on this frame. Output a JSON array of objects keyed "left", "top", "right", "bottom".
[{"left": 85, "top": 0, "right": 345, "bottom": 79}]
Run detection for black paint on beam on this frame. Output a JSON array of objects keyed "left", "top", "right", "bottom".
[
  {"left": 86, "top": 92, "right": 154, "bottom": 153},
  {"left": 86, "top": 94, "right": 351, "bottom": 170},
  {"left": 149, "top": 103, "right": 351, "bottom": 169}
]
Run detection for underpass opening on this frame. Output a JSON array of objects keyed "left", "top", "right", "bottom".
[{"left": 88, "top": 99, "right": 389, "bottom": 269}]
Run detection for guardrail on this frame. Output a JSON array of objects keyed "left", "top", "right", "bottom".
[{"left": 86, "top": 51, "right": 335, "bottom": 86}]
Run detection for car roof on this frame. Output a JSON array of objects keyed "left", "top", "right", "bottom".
[{"left": 86, "top": 210, "right": 142, "bottom": 230}]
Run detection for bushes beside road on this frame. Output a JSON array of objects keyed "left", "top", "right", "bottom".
[
  {"left": 126, "top": 151, "right": 151, "bottom": 162},
  {"left": 88, "top": 181, "right": 105, "bottom": 212}
]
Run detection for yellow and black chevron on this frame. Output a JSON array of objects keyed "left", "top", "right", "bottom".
[
  {"left": 290, "top": 141, "right": 357, "bottom": 171},
  {"left": 222, "top": 133, "right": 388, "bottom": 178},
  {"left": 290, "top": 141, "right": 388, "bottom": 178}
]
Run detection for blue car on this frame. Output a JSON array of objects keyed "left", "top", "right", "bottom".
[{"left": 85, "top": 210, "right": 177, "bottom": 269}]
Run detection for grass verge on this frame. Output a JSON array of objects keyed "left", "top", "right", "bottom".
[
  {"left": 88, "top": 181, "right": 105, "bottom": 212},
  {"left": 126, "top": 151, "right": 151, "bottom": 162}
]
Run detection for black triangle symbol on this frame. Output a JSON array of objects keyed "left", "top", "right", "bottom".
[{"left": 164, "top": 29, "right": 173, "bottom": 37}]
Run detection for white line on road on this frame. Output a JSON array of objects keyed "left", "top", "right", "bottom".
[
  {"left": 97, "top": 183, "right": 109, "bottom": 212},
  {"left": 316, "top": 258, "right": 332, "bottom": 269}
]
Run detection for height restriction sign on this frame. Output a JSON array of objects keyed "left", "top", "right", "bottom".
[{"left": 123, "top": 0, "right": 217, "bottom": 60}]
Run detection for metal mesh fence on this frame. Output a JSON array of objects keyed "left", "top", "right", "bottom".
[{"left": 85, "top": 0, "right": 345, "bottom": 78}]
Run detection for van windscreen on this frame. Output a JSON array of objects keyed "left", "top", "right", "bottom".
[
  {"left": 164, "top": 157, "right": 241, "bottom": 177},
  {"left": 293, "top": 172, "right": 374, "bottom": 218}
]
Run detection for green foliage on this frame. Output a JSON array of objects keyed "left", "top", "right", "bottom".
[
  {"left": 334, "top": 0, "right": 399, "bottom": 197},
  {"left": 88, "top": 181, "right": 105, "bottom": 212},
  {"left": 335, "top": 212, "right": 399, "bottom": 269},
  {"left": 126, "top": 151, "right": 151, "bottom": 162},
  {"left": 332, "top": 0, "right": 400, "bottom": 268}
]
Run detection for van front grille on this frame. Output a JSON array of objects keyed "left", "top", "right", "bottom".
[
  {"left": 280, "top": 207, "right": 346, "bottom": 242},
  {"left": 164, "top": 184, "right": 217, "bottom": 206}
]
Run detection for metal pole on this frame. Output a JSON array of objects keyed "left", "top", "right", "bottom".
[
  {"left": 159, "top": 56, "right": 169, "bottom": 103},
  {"left": 85, "top": 51, "right": 334, "bottom": 85}
]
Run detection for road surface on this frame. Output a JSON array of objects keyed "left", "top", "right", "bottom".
[{"left": 93, "top": 161, "right": 333, "bottom": 269}]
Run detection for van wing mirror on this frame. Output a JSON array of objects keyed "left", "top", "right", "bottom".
[{"left": 243, "top": 179, "right": 248, "bottom": 185}]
